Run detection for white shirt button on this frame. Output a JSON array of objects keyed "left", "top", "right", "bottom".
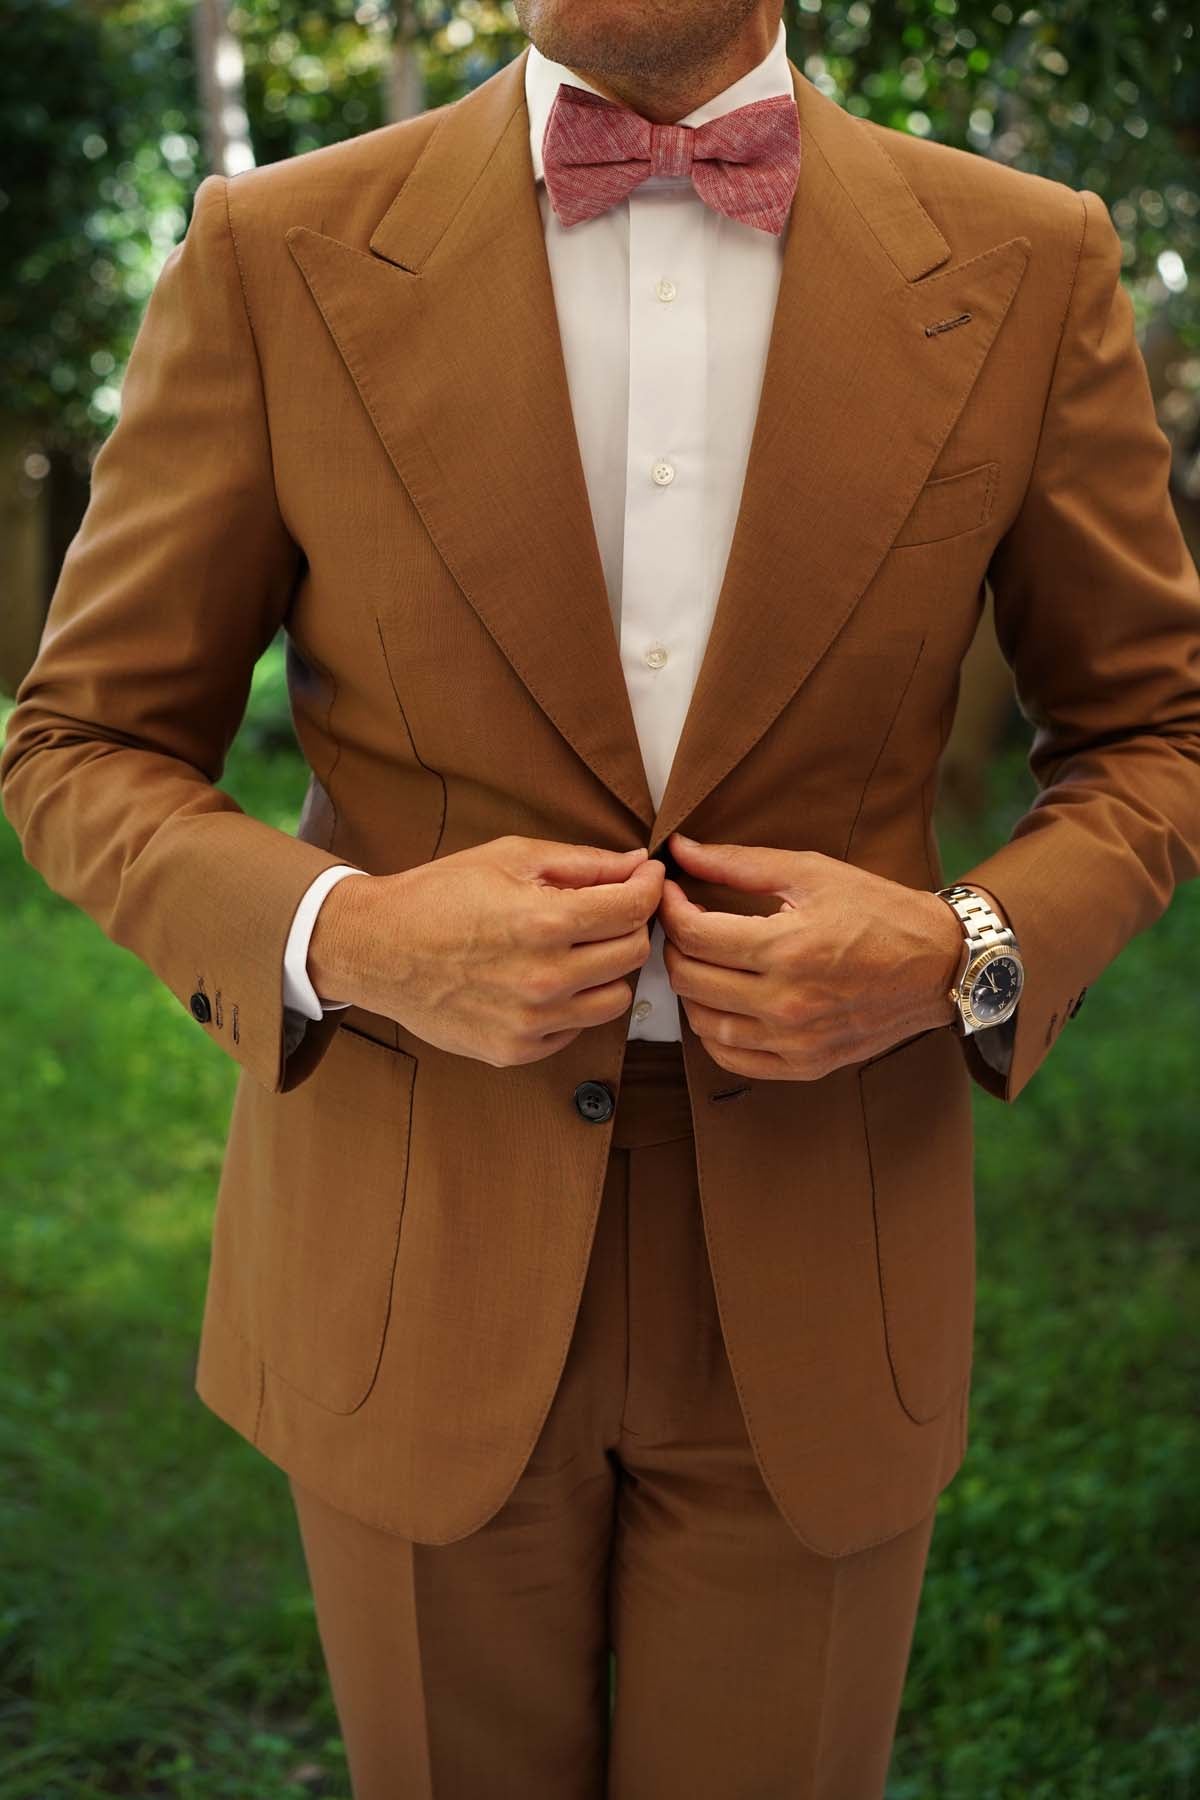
[
  {"left": 655, "top": 278, "right": 677, "bottom": 303},
  {"left": 632, "top": 999, "right": 653, "bottom": 1022},
  {"left": 643, "top": 644, "right": 669, "bottom": 670},
  {"left": 651, "top": 459, "right": 675, "bottom": 486}
]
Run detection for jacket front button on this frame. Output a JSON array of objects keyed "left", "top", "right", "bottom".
[
  {"left": 189, "top": 991, "right": 212, "bottom": 1023},
  {"left": 573, "top": 1080, "right": 614, "bottom": 1123}
]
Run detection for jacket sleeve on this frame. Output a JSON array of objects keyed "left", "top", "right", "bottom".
[
  {"left": 0, "top": 173, "right": 352, "bottom": 1095},
  {"left": 953, "top": 186, "right": 1200, "bottom": 1102}
]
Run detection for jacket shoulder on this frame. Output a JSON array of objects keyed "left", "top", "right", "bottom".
[
  {"left": 858, "top": 116, "right": 1087, "bottom": 270},
  {"left": 219, "top": 99, "right": 455, "bottom": 252}
]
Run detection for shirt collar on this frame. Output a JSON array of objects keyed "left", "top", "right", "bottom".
[{"left": 525, "top": 15, "right": 793, "bottom": 184}]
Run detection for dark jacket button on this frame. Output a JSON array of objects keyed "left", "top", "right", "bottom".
[
  {"left": 189, "top": 991, "right": 212, "bottom": 1023},
  {"left": 573, "top": 1079, "right": 614, "bottom": 1123},
  {"left": 1069, "top": 987, "right": 1088, "bottom": 1019}
]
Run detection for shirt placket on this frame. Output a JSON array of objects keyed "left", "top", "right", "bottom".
[{"left": 621, "top": 184, "right": 709, "bottom": 1037}]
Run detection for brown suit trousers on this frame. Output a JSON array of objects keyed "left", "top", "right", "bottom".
[{"left": 288, "top": 1041, "right": 938, "bottom": 1799}]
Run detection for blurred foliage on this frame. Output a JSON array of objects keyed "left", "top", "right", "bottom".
[
  {"left": 229, "top": 0, "right": 393, "bottom": 158},
  {"left": 1, "top": 0, "right": 1198, "bottom": 452},
  {"left": 0, "top": 0, "right": 201, "bottom": 445}
]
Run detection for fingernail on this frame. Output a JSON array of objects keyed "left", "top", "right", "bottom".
[{"left": 674, "top": 831, "right": 696, "bottom": 845}]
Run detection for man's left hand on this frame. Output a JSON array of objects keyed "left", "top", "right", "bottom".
[{"left": 658, "top": 831, "right": 965, "bottom": 1080}]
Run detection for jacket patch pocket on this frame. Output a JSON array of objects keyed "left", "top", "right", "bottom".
[
  {"left": 257, "top": 1022, "right": 417, "bottom": 1414},
  {"left": 858, "top": 1026, "right": 976, "bottom": 1423},
  {"left": 892, "top": 461, "right": 998, "bottom": 549}
]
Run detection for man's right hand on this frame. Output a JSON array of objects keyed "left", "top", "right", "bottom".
[{"left": 306, "top": 836, "right": 664, "bottom": 1066}]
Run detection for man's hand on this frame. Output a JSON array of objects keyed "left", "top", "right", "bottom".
[
  {"left": 307, "top": 836, "right": 664, "bottom": 1067},
  {"left": 658, "top": 831, "right": 964, "bottom": 1080}
]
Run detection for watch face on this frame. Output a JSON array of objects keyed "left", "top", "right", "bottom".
[{"left": 967, "top": 953, "right": 1023, "bottom": 1024}]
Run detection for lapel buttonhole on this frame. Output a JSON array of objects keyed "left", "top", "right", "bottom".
[{"left": 924, "top": 311, "right": 973, "bottom": 338}]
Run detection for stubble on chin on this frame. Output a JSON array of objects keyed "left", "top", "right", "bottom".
[{"left": 511, "top": 0, "right": 762, "bottom": 89}]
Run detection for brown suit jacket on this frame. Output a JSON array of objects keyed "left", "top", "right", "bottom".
[{"left": 4, "top": 48, "right": 1199, "bottom": 1558}]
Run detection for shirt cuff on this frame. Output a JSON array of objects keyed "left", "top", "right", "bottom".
[{"left": 282, "top": 863, "right": 364, "bottom": 1019}]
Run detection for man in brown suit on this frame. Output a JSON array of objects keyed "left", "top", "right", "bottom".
[{"left": 4, "top": 0, "right": 1199, "bottom": 1791}]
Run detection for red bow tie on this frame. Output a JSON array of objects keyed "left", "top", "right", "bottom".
[{"left": 541, "top": 82, "right": 801, "bottom": 237}]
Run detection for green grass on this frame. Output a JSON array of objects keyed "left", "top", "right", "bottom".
[{"left": 1, "top": 652, "right": 1197, "bottom": 1797}]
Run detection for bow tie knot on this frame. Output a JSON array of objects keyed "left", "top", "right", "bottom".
[
  {"left": 541, "top": 82, "right": 801, "bottom": 236},
  {"left": 647, "top": 121, "right": 695, "bottom": 180}
]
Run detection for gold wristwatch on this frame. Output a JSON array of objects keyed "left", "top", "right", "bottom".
[{"left": 936, "top": 884, "right": 1024, "bottom": 1036}]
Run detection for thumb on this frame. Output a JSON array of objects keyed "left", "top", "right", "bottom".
[{"left": 669, "top": 833, "right": 792, "bottom": 896}]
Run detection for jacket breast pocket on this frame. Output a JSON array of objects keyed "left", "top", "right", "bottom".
[
  {"left": 858, "top": 1026, "right": 976, "bottom": 1423},
  {"left": 256, "top": 1022, "right": 417, "bottom": 1414},
  {"left": 892, "top": 461, "right": 999, "bottom": 549}
]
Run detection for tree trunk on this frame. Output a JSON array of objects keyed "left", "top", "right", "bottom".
[
  {"left": 192, "top": 0, "right": 254, "bottom": 175},
  {"left": 387, "top": 1, "right": 426, "bottom": 124}
]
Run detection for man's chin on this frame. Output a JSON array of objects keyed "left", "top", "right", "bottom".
[{"left": 513, "top": 0, "right": 722, "bottom": 86}]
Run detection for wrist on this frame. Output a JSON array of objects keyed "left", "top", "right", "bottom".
[
  {"left": 921, "top": 888, "right": 965, "bottom": 1027},
  {"left": 307, "top": 872, "right": 374, "bottom": 1005}
]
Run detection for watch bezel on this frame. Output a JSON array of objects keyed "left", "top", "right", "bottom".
[{"left": 953, "top": 944, "right": 1025, "bottom": 1032}]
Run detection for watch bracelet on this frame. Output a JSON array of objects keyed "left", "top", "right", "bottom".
[{"left": 936, "top": 883, "right": 1015, "bottom": 956}]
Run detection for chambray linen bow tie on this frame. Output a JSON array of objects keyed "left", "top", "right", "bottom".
[{"left": 541, "top": 82, "right": 802, "bottom": 236}]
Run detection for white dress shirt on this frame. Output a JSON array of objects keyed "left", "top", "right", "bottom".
[{"left": 280, "top": 23, "right": 1016, "bottom": 1075}]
